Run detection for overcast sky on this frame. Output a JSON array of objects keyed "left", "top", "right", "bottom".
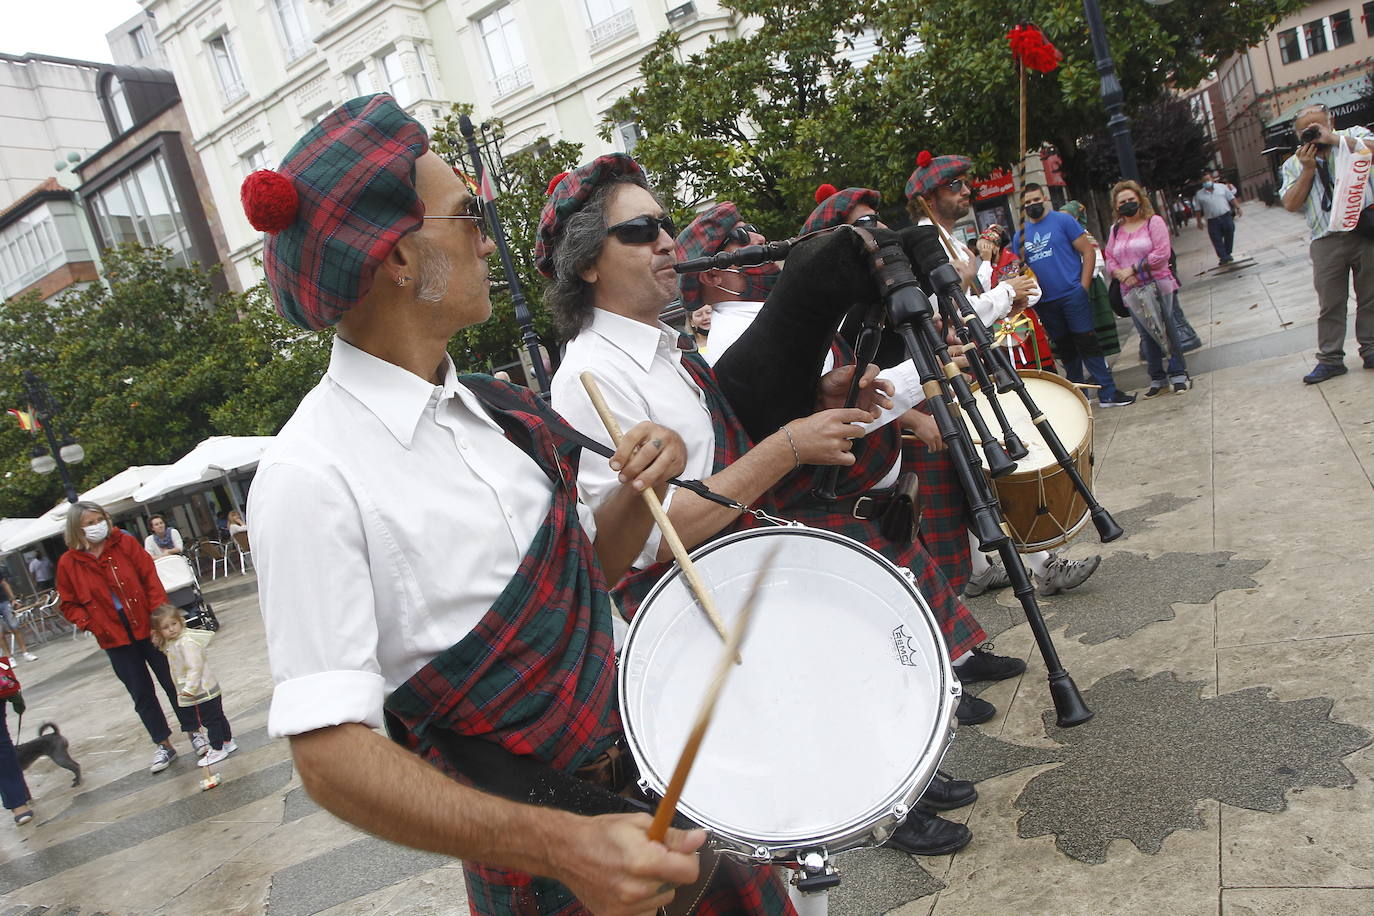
[{"left": 3, "top": 1, "right": 146, "bottom": 64}]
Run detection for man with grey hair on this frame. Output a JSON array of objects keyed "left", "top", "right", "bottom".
[
  {"left": 1193, "top": 168, "right": 1241, "bottom": 266},
  {"left": 1280, "top": 102, "right": 1374, "bottom": 383}
]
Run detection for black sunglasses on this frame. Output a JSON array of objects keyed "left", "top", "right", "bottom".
[
  {"left": 608, "top": 214, "right": 676, "bottom": 244},
  {"left": 851, "top": 213, "right": 880, "bottom": 228},
  {"left": 718, "top": 223, "right": 760, "bottom": 250},
  {"left": 941, "top": 178, "right": 968, "bottom": 193}
]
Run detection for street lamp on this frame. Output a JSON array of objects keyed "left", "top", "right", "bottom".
[
  {"left": 1081, "top": 0, "right": 1142, "bottom": 183},
  {"left": 21, "top": 370, "right": 84, "bottom": 503}
]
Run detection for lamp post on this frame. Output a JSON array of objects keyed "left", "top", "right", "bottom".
[
  {"left": 1082, "top": 0, "right": 1141, "bottom": 182},
  {"left": 22, "top": 370, "right": 84, "bottom": 503}
]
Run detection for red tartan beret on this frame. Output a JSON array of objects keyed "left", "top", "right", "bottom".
[
  {"left": 799, "top": 187, "right": 881, "bottom": 235},
  {"left": 675, "top": 201, "right": 744, "bottom": 308},
  {"left": 250, "top": 94, "right": 429, "bottom": 331},
  {"left": 534, "top": 153, "right": 646, "bottom": 278},
  {"left": 905, "top": 154, "right": 973, "bottom": 200}
]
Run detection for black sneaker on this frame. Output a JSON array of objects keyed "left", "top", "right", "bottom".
[
  {"left": 956, "top": 693, "right": 996, "bottom": 726},
  {"left": 918, "top": 771, "right": 978, "bottom": 812},
  {"left": 1172, "top": 379, "right": 1190, "bottom": 394},
  {"left": 1363, "top": 354, "right": 1374, "bottom": 369},
  {"left": 883, "top": 809, "right": 973, "bottom": 856},
  {"left": 1143, "top": 384, "right": 1165, "bottom": 399},
  {"left": 953, "top": 646, "right": 1027, "bottom": 683},
  {"left": 1098, "top": 391, "right": 1136, "bottom": 408}
]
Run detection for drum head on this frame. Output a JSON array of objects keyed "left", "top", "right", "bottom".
[
  {"left": 619, "top": 527, "right": 954, "bottom": 856},
  {"left": 968, "top": 371, "right": 1092, "bottom": 473}
]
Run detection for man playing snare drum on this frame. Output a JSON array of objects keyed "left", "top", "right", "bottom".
[{"left": 246, "top": 94, "right": 788, "bottom": 915}]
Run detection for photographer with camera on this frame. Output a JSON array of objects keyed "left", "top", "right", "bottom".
[{"left": 1280, "top": 103, "right": 1374, "bottom": 384}]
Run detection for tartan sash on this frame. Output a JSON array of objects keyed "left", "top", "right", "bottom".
[{"left": 383, "top": 374, "right": 621, "bottom": 914}]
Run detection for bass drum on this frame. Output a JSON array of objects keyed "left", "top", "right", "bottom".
[
  {"left": 618, "top": 526, "right": 959, "bottom": 863},
  {"left": 967, "top": 370, "right": 1095, "bottom": 552}
]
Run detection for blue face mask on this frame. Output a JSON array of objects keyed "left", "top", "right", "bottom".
[{"left": 1203, "top": 181, "right": 1215, "bottom": 191}]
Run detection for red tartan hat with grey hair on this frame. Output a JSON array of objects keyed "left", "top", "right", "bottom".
[
  {"left": 675, "top": 201, "right": 745, "bottom": 308},
  {"left": 799, "top": 184, "right": 882, "bottom": 235},
  {"left": 534, "top": 153, "right": 646, "bottom": 278},
  {"left": 240, "top": 94, "right": 429, "bottom": 331},
  {"left": 904, "top": 150, "right": 973, "bottom": 199}
]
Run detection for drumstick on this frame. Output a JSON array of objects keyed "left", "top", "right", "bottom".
[
  {"left": 646, "top": 547, "right": 775, "bottom": 842},
  {"left": 579, "top": 372, "right": 731, "bottom": 648}
]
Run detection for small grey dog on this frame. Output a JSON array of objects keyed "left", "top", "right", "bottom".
[{"left": 16, "top": 722, "right": 81, "bottom": 786}]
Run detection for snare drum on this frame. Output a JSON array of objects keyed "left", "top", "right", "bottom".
[
  {"left": 966, "top": 370, "right": 1094, "bottom": 552},
  {"left": 618, "top": 526, "right": 959, "bottom": 864}
]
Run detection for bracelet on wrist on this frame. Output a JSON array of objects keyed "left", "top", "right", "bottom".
[{"left": 781, "top": 425, "right": 802, "bottom": 470}]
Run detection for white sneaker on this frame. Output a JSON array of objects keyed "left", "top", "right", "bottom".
[
  {"left": 1035, "top": 555, "right": 1102, "bottom": 596},
  {"left": 199, "top": 740, "right": 238, "bottom": 767},
  {"left": 191, "top": 732, "right": 210, "bottom": 757},
  {"left": 150, "top": 745, "right": 177, "bottom": 773},
  {"left": 20, "top": 652, "right": 37, "bottom": 662},
  {"left": 964, "top": 563, "right": 1011, "bottom": 597}
]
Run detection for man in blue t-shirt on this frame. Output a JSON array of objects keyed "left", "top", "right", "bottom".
[{"left": 1012, "top": 183, "right": 1134, "bottom": 407}]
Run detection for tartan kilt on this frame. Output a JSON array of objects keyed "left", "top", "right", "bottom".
[
  {"left": 1088, "top": 276, "right": 1121, "bottom": 356},
  {"left": 780, "top": 500, "right": 985, "bottom": 662},
  {"left": 904, "top": 439, "right": 972, "bottom": 595}
]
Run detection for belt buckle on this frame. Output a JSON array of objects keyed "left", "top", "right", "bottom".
[{"left": 852, "top": 496, "right": 875, "bottom": 520}]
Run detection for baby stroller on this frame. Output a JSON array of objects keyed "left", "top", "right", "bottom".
[{"left": 155, "top": 555, "right": 220, "bottom": 631}]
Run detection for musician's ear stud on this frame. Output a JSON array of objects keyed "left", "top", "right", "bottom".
[{"left": 395, "top": 275, "right": 411, "bottom": 287}]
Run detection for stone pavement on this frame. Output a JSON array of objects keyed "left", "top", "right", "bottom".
[{"left": 1, "top": 202, "right": 1371, "bottom": 915}]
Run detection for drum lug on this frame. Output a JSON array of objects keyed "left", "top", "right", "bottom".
[
  {"left": 752, "top": 845, "right": 772, "bottom": 862},
  {"left": 636, "top": 777, "right": 653, "bottom": 797},
  {"left": 898, "top": 567, "right": 917, "bottom": 586},
  {"left": 891, "top": 802, "right": 910, "bottom": 822},
  {"left": 794, "top": 849, "right": 840, "bottom": 895}
]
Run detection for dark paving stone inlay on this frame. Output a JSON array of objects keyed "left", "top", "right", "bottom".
[
  {"left": 828, "top": 846, "right": 945, "bottom": 916},
  {"left": 281, "top": 785, "right": 322, "bottom": 824},
  {"left": 942, "top": 723, "right": 1066, "bottom": 784},
  {"left": 1016, "top": 670, "right": 1371, "bottom": 864},
  {"left": 1039, "top": 550, "right": 1266, "bottom": 645},
  {"left": 0, "top": 760, "right": 293, "bottom": 894},
  {"left": 265, "top": 836, "right": 450, "bottom": 916}
]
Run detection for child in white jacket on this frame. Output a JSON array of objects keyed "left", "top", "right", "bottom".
[{"left": 151, "top": 605, "right": 236, "bottom": 766}]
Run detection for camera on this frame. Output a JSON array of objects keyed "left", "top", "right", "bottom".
[{"left": 1300, "top": 125, "right": 1323, "bottom": 144}]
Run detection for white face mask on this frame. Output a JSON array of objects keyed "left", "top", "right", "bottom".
[{"left": 83, "top": 521, "right": 110, "bottom": 544}]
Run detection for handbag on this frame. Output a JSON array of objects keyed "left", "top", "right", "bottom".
[{"left": 0, "top": 656, "right": 19, "bottom": 700}]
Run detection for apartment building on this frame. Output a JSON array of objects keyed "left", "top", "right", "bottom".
[
  {"left": 142, "top": 0, "right": 745, "bottom": 291},
  {"left": 1213, "top": 0, "right": 1374, "bottom": 199}
]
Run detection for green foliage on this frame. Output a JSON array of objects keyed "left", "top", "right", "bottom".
[
  {"left": 0, "top": 246, "right": 329, "bottom": 518},
  {"left": 609, "top": 0, "right": 1305, "bottom": 231},
  {"left": 1080, "top": 93, "right": 1213, "bottom": 193},
  {"left": 430, "top": 107, "right": 583, "bottom": 370}
]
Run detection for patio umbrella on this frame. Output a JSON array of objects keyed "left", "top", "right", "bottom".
[
  {"left": 0, "top": 464, "right": 172, "bottom": 553},
  {"left": 133, "top": 436, "right": 274, "bottom": 505}
]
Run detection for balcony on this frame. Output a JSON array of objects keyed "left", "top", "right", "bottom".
[
  {"left": 588, "top": 8, "right": 636, "bottom": 51},
  {"left": 492, "top": 65, "right": 533, "bottom": 99}
]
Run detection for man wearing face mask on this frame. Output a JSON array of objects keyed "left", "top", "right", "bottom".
[
  {"left": 677, "top": 202, "right": 781, "bottom": 362},
  {"left": 1280, "top": 102, "right": 1374, "bottom": 384},
  {"left": 1193, "top": 169, "right": 1241, "bottom": 266},
  {"left": 1012, "top": 184, "right": 1135, "bottom": 408},
  {"left": 57, "top": 501, "right": 205, "bottom": 773}
]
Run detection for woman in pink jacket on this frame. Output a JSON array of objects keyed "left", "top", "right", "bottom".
[{"left": 1102, "top": 180, "right": 1191, "bottom": 397}]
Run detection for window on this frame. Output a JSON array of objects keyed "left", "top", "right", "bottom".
[
  {"left": 130, "top": 25, "right": 151, "bottom": 58},
  {"left": 273, "top": 0, "right": 312, "bottom": 61},
  {"left": 1366, "top": 3, "right": 1374, "bottom": 38},
  {"left": 1332, "top": 10, "right": 1355, "bottom": 47},
  {"left": 585, "top": 0, "right": 635, "bottom": 48},
  {"left": 1304, "top": 19, "right": 1328, "bottom": 56},
  {"left": 379, "top": 49, "right": 430, "bottom": 107},
  {"left": 207, "top": 34, "right": 247, "bottom": 103},
  {"left": 108, "top": 76, "right": 134, "bottom": 133},
  {"left": 616, "top": 119, "right": 642, "bottom": 154},
  {"left": 241, "top": 145, "right": 272, "bottom": 176},
  {"left": 478, "top": 6, "right": 532, "bottom": 96},
  {"left": 89, "top": 152, "right": 195, "bottom": 267},
  {"left": 1278, "top": 28, "right": 1302, "bottom": 64},
  {"left": 349, "top": 65, "right": 374, "bottom": 97},
  {"left": 0, "top": 206, "right": 65, "bottom": 299}
]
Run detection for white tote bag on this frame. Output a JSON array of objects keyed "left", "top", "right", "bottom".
[{"left": 1327, "top": 135, "right": 1374, "bottom": 235}]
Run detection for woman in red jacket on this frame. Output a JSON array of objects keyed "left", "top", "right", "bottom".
[{"left": 57, "top": 501, "right": 206, "bottom": 773}]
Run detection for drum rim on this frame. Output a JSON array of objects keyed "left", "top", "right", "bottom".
[{"left": 618, "top": 525, "right": 957, "bottom": 857}]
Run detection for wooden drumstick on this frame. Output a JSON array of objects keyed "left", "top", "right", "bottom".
[
  {"left": 579, "top": 372, "right": 731, "bottom": 647},
  {"left": 646, "top": 547, "right": 775, "bottom": 842}
]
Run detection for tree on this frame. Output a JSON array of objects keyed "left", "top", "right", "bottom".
[
  {"left": 0, "top": 246, "right": 326, "bottom": 518},
  {"left": 430, "top": 109, "right": 583, "bottom": 369},
  {"left": 606, "top": 0, "right": 1306, "bottom": 228},
  {"left": 1080, "top": 93, "right": 1213, "bottom": 193}
]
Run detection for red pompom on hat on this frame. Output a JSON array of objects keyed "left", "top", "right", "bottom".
[
  {"left": 240, "top": 169, "right": 299, "bottom": 233},
  {"left": 814, "top": 183, "right": 838, "bottom": 204},
  {"left": 546, "top": 171, "right": 570, "bottom": 196},
  {"left": 916, "top": 150, "right": 933, "bottom": 168}
]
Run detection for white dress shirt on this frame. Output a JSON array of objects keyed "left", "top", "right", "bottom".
[
  {"left": 251, "top": 337, "right": 598, "bottom": 738},
  {"left": 920, "top": 218, "right": 1040, "bottom": 323},
  {"left": 552, "top": 308, "right": 718, "bottom": 569}
]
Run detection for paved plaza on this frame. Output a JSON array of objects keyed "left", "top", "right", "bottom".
[{"left": 0, "top": 203, "right": 1371, "bottom": 915}]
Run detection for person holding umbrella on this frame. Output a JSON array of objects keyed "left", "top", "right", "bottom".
[{"left": 1103, "top": 180, "right": 1191, "bottom": 398}]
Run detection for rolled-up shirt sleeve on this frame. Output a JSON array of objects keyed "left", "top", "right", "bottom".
[{"left": 251, "top": 460, "right": 387, "bottom": 737}]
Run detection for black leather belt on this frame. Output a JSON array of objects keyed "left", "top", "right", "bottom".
[{"left": 837, "top": 487, "right": 897, "bottom": 521}]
